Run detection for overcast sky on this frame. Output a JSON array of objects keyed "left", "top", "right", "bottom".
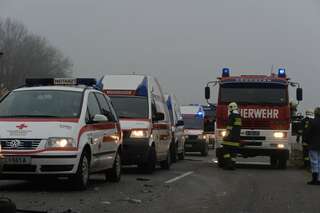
[{"left": 1, "top": 0, "right": 319, "bottom": 110}]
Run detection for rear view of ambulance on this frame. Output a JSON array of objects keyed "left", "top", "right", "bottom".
[
  {"left": 101, "top": 75, "right": 172, "bottom": 173},
  {"left": 0, "top": 78, "right": 122, "bottom": 189}
]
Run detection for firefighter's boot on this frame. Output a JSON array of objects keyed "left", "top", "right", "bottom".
[{"left": 307, "top": 173, "right": 320, "bottom": 185}]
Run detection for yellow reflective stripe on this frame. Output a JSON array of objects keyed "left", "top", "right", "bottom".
[
  {"left": 226, "top": 126, "right": 233, "bottom": 130},
  {"left": 223, "top": 154, "right": 231, "bottom": 158},
  {"left": 222, "top": 141, "right": 240, "bottom": 147},
  {"left": 304, "top": 157, "right": 310, "bottom": 160},
  {"left": 234, "top": 118, "right": 242, "bottom": 126},
  {"left": 302, "top": 143, "right": 308, "bottom": 146}
]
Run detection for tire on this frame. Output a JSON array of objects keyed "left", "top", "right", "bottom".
[
  {"left": 140, "top": 146, "right": 156, "bottom": 174},
  {"left": 105, "top": 151, "right": 121, "bottom": 182},
  {"left": 178, "top": 148, "right": 185, "bottom": 160},
  {"left": 201, "top": 143, "right": 209, "bottom": 156},
  {"left": 71, "top": 151, "right": 90, "bottom": 190},
  {"left": 270, "top": 156, "right": 278, "bottom": 169},
  {"left": 278, "top": 155, "right": 287, "bottom": 170},
  {"left": 160, "top": 150, "right": 171, "bottom": 170},
  {"left": 216, "top": 148, "right": 224, "bottom": 168},
  {"left": 171, "top": 142, "right": 177, "bottom": 163}
]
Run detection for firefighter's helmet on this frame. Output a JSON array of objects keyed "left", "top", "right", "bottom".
[
  {"left": 305, "top": 110, "right": 314, "bottom": 118},
  {"left": 314, "top": 107, "right": 320, "bottom": 117},
  {"left": 228, "top": 102, "right": 238, "bottom": 112}
]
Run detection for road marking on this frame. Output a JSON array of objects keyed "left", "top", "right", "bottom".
[
  {"left": 165, "top": 171, "right": 194, "bottom": 184},
  {"left": 211, "top": 158, "right": 270, "bottom": 166}
]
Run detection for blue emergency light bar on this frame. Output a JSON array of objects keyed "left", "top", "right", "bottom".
[
  {"left": 222, "top": 68, "right": 230, "bottom": 77},
  {"left": 277, "top": 68, "right": 286, "bottom": 78},
  {"left": 25, "top": 78, "right": 97, "bottom": 87}
]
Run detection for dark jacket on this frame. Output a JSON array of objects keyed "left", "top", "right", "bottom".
[
  {"left": 306, "top": 116, "right": 320, "bottom": 151},
  {"left": 224, "top": 111, "right": 242, "bottom": 143},
  {"left": 301, "top": 117, "right": 313, "bottom": 143}
]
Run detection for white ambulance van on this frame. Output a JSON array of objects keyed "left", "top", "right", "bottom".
[
  {"left": 181, "top": 105, "right": 209, "bottom": 156},
  {"left": 165, "top": 94, "right": 185, "bottom": 162},
  {"left": 0, "top": 78, "right": 122, "bottom": 189},
  {"left": 101, "top": 75, "right": 172, "bottom": 173}
]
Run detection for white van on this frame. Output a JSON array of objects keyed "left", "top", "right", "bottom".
[
  {"left": 165, "top": 94, "right": 185, "bottom": 162},
  {"left": 181, "top": 105, "right": 209, "bottom": 156},
  {"left": 101, "top": 75, "right": 172, "bottom": 173}
]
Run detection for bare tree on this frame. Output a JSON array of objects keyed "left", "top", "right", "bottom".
[{"left": 0, "top": 18, "right": 73, "bottom": 89}]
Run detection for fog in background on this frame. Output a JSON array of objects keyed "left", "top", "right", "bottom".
[{"left": 1, "top": 0, "right": 319, "bottom": 111}]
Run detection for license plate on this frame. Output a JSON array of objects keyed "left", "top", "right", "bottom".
[
  {"left": 185, "top": 144, "right": 193, "bottom": 148},
  {"left": 245, "top": 131, "right": 260, "bottom": 136},
  {"left": 4, "top": 156, "right": 31, "bottom": 165}
]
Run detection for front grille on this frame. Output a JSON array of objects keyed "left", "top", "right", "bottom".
[
  {"left": 0, "top": 139, "right": 42, "bottom": 150},
  {"left": 3, "top": 165, "right": 36, "bottom": 172},
  {"left": 41, "top": 165, "right": 74, "bottom": 172},
  {"left": 241, "top": 136, "right": 266, "bottom": 141},
  {"left": 188, "top": 135, "right": 198, "bottom": 140}
]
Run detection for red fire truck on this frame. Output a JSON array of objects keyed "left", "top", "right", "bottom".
[{"left": 205, "top": 68, "right": 303, "bottom": 169}]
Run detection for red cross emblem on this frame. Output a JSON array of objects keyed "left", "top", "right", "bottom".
[{"left": 16, "top": 124, "right": 28, "bottom": 130}]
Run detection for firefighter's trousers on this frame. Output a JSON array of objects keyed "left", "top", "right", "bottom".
[{"left": 221, "top": 144, "right": 239, "bottom": 169}]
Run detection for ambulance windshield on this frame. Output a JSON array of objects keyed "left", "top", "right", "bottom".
[
  {"left": 220, "top": 84, "right": 288, "bottom": 105},
  {"left": 0, "top": 90, "right": 83, "bottom": 118},
  {"left": 110, "top": 96, "right": 148, "bottom": 119},
  {"left": 182, "top": 115, "right": 204, "bottom": 129}
]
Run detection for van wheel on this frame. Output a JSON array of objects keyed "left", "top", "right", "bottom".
[
  {"left": 105, "top": 151, "right": 121, "bottom": 182},
  {"left": 201, "top": 143, "right": 209, "bottom": 156},
  {"left": 178, "top": 149, "right": 185, "bottom": 160},
  {"left": 140, "top": 146, "right": 156, "bottom": 174},
  {"left": 160, "top": 150, "right": 171, "bottom": 170},
  {"left": 171, "top": 143, "right": 177, "bottom": 163},
  {"left": 71, "top": 151, "right": 90, "bottom": 190}
]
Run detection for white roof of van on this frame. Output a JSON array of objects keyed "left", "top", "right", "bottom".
[
  {"left": 102, "top": 75, "right": 146, "bottom": 90},
  {"left": 180, "top": 105, "right": 203, "bottom": 114}
]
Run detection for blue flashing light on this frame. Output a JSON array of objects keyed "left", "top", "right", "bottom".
[
  {"left": 278, "top": 68, "right": 286, "bottom": 78},
  {"left": 136, "top": 77, "right": 148, "bottom": 97},
  {"left": 222, "top": 68, "right": 230, "bottom": 77},
  {"left": 166, "top": 96, "right": 173, "bottom": 111},
  {"left": 94, "top": 76, "right": 104, "bottom": 91},
  {"left": 196, "top": 111, "right": 204, "bottom": 118}
]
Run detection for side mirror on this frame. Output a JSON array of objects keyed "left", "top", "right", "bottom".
[
  {"left": 176, "top": 120, "right": 184, "bottom": 126},
  {"left": 154, "top": 112, "right": 165, "bottom": 121},
  {"left": 296, "top": 88, "right": 303, "bottom": 101},
  {"left": 93, "top": 114, "right": 108, "bottom": 123},
  {"left": 205, "top": 86, "right": 210, "bottom": 100}
]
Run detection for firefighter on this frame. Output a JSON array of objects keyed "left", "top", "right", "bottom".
[
  {"left": 221, "top": 102, "right": 242, "bottom": 170},
  {"left": 297, "top": 110, "right": 314, "bottom": 168},
  {"left": 305, "top": 107, "right": 320, "bottom": 185}
]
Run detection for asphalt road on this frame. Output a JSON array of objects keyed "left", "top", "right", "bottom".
[{"left": 0, "top": 150, "right": 319, "bottom": 213}]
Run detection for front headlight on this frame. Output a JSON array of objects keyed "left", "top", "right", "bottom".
[
  {"left": 46, "top": 137, "right": 76, "bottom": 148},
  {"left": 130, "top": 130, "right": 149, "bottom": 138},
  {"left": 274, "top": 132, "right": 285, "bottom": 139},
  {"left": 220, "top": 130, "right": 227, "bottom": 137},
  {"left": 198, "top": 135, "right": 207, "bottom": 140}
]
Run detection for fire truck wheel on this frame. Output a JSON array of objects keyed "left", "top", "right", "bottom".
[
  {"left": 216, "top": 148, "right": 225, "bottom": 168},
  {"left": 270, "top": 156, "right": 278, "bottom": 169},
  {"left": 278, "top": 156, "right": 287, "bottom": 170},
  {"left": 71, "top": 151, "right": 90, "bottom": 190},
  {"left": 105, "top": 151, "right": 121, "bottom": 182}
]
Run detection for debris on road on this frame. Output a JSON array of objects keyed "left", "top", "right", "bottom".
[
  {"left": 122, "top": 197, "right": 142, "bottom": 204},
  {"left": 101, "top": 201, "right": 112, "bottom": 205}
]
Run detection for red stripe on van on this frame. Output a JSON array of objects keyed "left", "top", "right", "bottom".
[
  {"left": 153, "top": 123, "right": 170, "bottom": 130},
  {"left": 77, "top": 122, "right": 116, "bottom": 145},
  {"left": 0, "top": 118, "right": 79, "bottom": 122}
]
